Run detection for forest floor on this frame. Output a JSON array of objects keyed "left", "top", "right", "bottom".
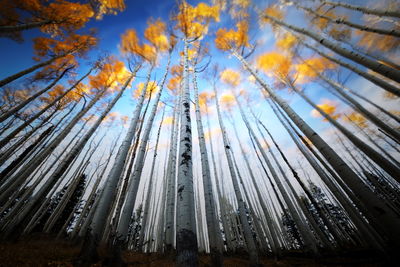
[{"left": 0, "top": 236, "right": 390, "bottom": 266}]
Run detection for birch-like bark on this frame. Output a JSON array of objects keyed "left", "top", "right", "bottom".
[
  {"left": 0, "top": 55, "right": 65, "bottom": 87},
  {"left": 164, "top": 91, "right": 180, "bottom": 250},
  {"left": 319, "top": 0, "right": 400, "bottom": 18},
  {"left": 227, "top": 110, "right": 280, "bottom": 254},
  {"left": 0, "top": 86, "right": 108, "bottom": 236},
  {"left": 290, "top": 83, "right": 400, "bottom": 181},
  {"left": 138, "top": 105, "right": 166, "bottom": 249},
  {"left": 116, "top": 56, "right": 171, "bottom": 244},
  {"left": 298, "top": 39, "right": 400, "bottom": 97},
  {"left": 192, "top": 70, "right": 222, "bottom": 263},
  {"left": 81, "top": 64, "right": 152, "bottom": 261},
  {"left": 0, "top": 68, "right": 93, "bottom": 149},
  {"left": 311, "top": 69, "right": 400, "bottom": 140},
  {"left": 262, "top": 14, "right": 400, "bottom": 84},
  {"left": 176, "top": 38, "right": 198, "bottom": 267},
  {"left": 293, "top": 2, "right": 400, "bottom": 37},
  {"left": 0, "top": 66, "right": 72, "bottom": 124},
  {"left": 233, "top": 50, "right": 400, "bottom": 248},
  {"left": 234, "top": 92, "right": 319, "bottom": 254},
  {"left": 213, "top": 84, "right": 260, "bottom": 265}
]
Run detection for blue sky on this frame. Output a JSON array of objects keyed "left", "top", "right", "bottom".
[{"left": 1, "top": 0, "right": 398, "bottom": 190}]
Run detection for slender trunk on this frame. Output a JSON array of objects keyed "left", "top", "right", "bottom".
[
  {"left": 0, "top": 66, "right": 72, "bottom": 124},
  {"left": 0, "top": 19, "right": 54, "bottom": 33},
  {"left": 176, "top": 38, "right": 198, "bottom": 267},
  {"left": 235, "top": 92, "right": 319, "bottom": 254},
  {"left": 298, "top": 39, "right": 400, "bottom": 97},
  {"left": 0, "top": 86, "right": 108, "bottom": 237},
  {"left": 263, "top": 14, "right": 400, "bottom": 84},
  {"left": 0, "top": 107, "right": 58, "bottom": 167},
  {"left": 213, "top": 85, "right": 260, "bottom": 266},
  {"left": 320, "top": 0, "right": 400, "bottom": 18},
  {"left": 0, "top": 68, "right": 93, "bottom": 149},
  {"left": 193, "top": 70, "right": 222, "bottom": 265},
  {"left": 312, "top": 69, "right": 400, "bottom": 140},
  {"left": 81, "top": 64, "right": 151, "bottom": 262},
  {"left": 291, "top": 83, "right": 400, "bottom": 181},
  {"left": 233, "top": 50, "right": 400, "bottom": 249},
  {"left": 0, "top": 55, "right": 65, "bottom": 87},
  {"left": 116, "top": 56, "right": 171, "bottom": 245},
  {"left": 295, "top": 2, "right": 400, "bottom": 37},
  {"left": 138, "top": 106, "right": 166, "bottom": 249}
]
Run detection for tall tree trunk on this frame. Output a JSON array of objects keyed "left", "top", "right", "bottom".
[
  {"left": 298, "top": 39, "right": 400, "bottom": 97},
  {"left": 289, "top": 82, "right": 400, "bottom": 181},
  {"left": 233, "top": 50, "right": 400, "bottom": 250},
  {"left": 0, "top": 68, "right": 93, "bottom": 149},
  {"left": 262, "top": 14, "right": 400, "bottom": 84},
  {"left": 0, "top": 55, "right": 66, "bottom": 87},
  {"left": 0, "top": 66, "right": 72, "bottom": 124},
  {"left": 81, "top": 64, "right": 152, "bottom": 263},
  {"left": 176, "top": 38, "right": 198, "bottom": 267},
  {"left": 116, "top": 55, "right": 170, "bottom": 245},
  {"left": 294, "top": 2, "right": 400, "bottom": 37},
  {"left": 192, "top": 70, "right": 222, "bottom": 265},
  {"left": 320, "top": 0, "right": 400, "bottom": 18},
  {"left": 213, "top": 84, "right": 260, "bottom": 266}
]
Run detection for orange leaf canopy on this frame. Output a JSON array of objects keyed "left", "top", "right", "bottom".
[
  {"left": 175, "top": 1, "right": 219, "bottom": 38},
  {"left": 220, "top": 69, "right": 241, "bottom": 87},
  {"left": 257, "top": 52, "right": 291, "bottom": 79},
  {"left": 215, "top": 20, "right": 249, "bottom": 51},
  {"left": 89, "top": 59, "right": 131, "bottom": 92},
  {"left": 311, "top": 99, "right": 341, "bottom": 121},
  {"left": 295, "top": 57, "right": 336, "bottom": 83},
  {"left": 144, "top": 19, "right": 169, "bottom": 52},
  {"left": 133, "top": 81, "right": 159, "bottom": 99},
  {"left": 120, "top": 29, "right": 157, "bottom": 63}
]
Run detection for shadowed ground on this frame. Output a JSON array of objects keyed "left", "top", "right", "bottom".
[{"left": 0, "top": 236, "right": 388, "bottom": 266}]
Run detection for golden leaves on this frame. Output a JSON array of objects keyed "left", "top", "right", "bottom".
[
  {"left": 256, "top": 52, "right": 291, "bottom": 79},
  {"left": 133, "top": 81, "right": 159, "bottom": 99},
  {"left": 261, "top": 5, "right": 284, "bottom": 25},
  {"left": 295, "top": 57, "right": 336, "bottom": 84},
  {"left": 175, "top": 1, "right": 219, "bottom": 38},
  {"left": 220, "top": 69, "right": 241, "bottom": 87},
  {"left": 356, "top": 30, "right": 400, "bottom": 52},
  {"left": 89, "top": 59, "right": 131, "bottom": 91},
  {"left": 95, "top": 0, "right": 125, "bottom": 19},
  {"left": 345, "top": 112, "right": 367, "bottom": 128},
  {"left": 120, "top": 29, "right": 157, "bottom": 63},
  {"left": 220, "top": 92, "right": 236, "bottom": 110},
  {"left": 276, "top": 32, "right": 297, "bottom": 51},
  {"left": 310, "top": 99, "right": 341, "bottom": 121},
  {"left": 215, "top": 20, "right": 249, "bottom": 51},
  {"left": 144, "top": 19, "right": 169, "bottom": 52}
]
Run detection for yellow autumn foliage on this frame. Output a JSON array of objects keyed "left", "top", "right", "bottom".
[
  {"left": 261, "top": 5, "right": 284, "bottom": 25},
  {"left": 311, "top": 99, "right": 341, "bottom": 121},
  {"left": 144, "top": 19, "right": 169, "bottom": 52},
  {"left": 345, "top": 112, "right": 367, "bottom": 128},
  {"left": 120, "top": 29, "right": 157, "bottom": 63},
  {"left": 220, "top": 93, "right": 235, "bottom": 110},
  {"left": 257, "top": 52, "right": 291, "bottom": 79},
  {"left": 215, "top": 20, "right": 249, "bottom": 50},
  {"left": 220, "top": 69, "right": 241, "bottom": 87},
  {"left": 276, "top": 32, "right": 297, "bottom": 51},
  {"left": 175, "top": 1, "right": 219, "bottom": 38},
  {"left": 90, "top": 59, "right": 131, "bottom": 91},
  {"left": 295, "top": 57, "right": 336, "bottom": 83},
  {"left": 133, "top": 81, "right": 159, "bottom": 99}
]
